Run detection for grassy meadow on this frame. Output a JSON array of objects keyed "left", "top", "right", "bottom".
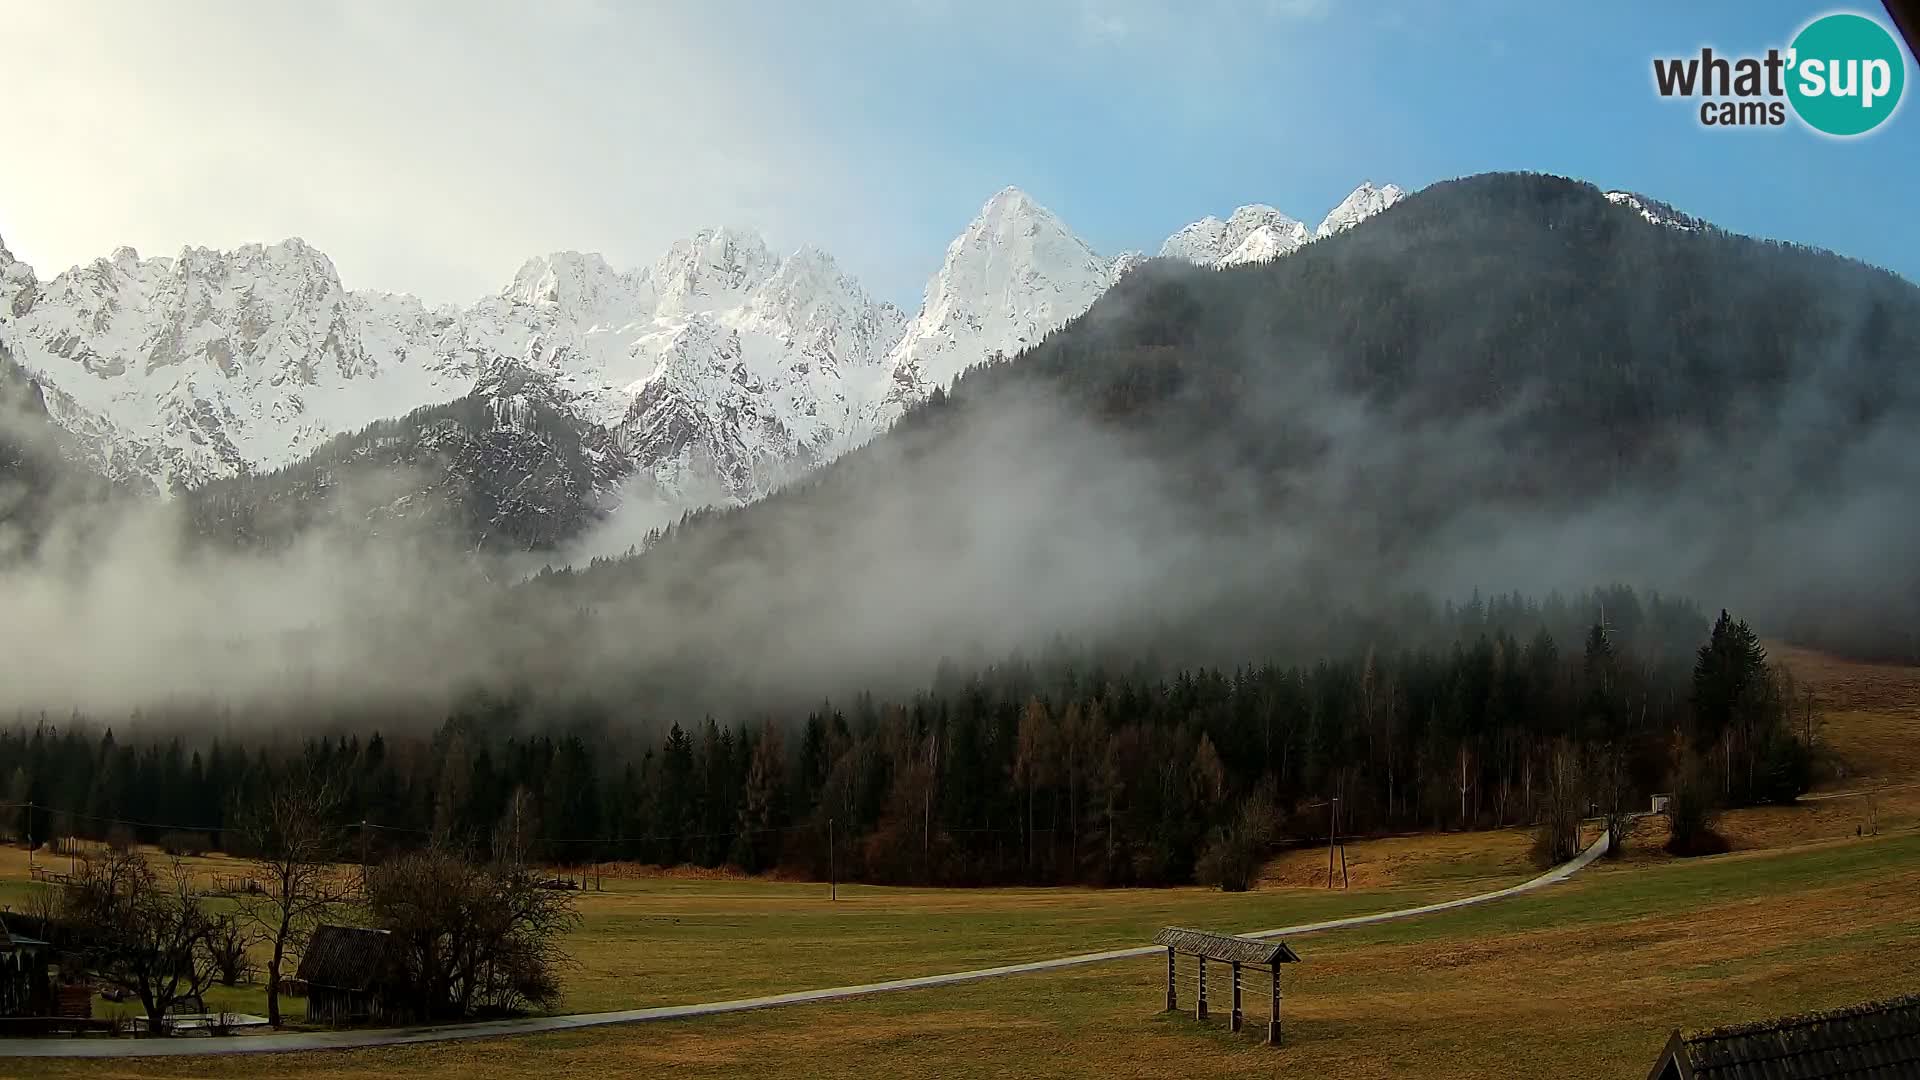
[{"left": 2, "top": 644, "right": 1916, "bottom": 1077}]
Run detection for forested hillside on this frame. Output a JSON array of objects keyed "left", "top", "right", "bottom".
[
  {"left": 2, "top": 587, "right": 1808, "bottom": 885},
  {"left": 0, "top": 346, "right": 123, "bottom": 561},
  {"left": 550, "top": 172, "right": 1920, "bottom": 676},
  {"left": 183, "top": 363, "right": 631, "bottom": 552}
]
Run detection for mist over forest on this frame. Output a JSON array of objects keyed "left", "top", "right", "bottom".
[{"left": 1, "top": 172, "right": 1917, "bottom": 729}]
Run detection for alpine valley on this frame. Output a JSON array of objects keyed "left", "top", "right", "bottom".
[{"left": 0, "top": 183, "right": 1408, "bottom": 553}]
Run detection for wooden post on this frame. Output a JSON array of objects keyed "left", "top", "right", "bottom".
[
  {"left": 829, "top": 817, "right": 837, "bottom": 901},
  {"left": 1165, "top": 947, "right": 1177, "bottom": 1011},
  {"left": 1326, "top": 797, "right": 1337, "bottom": 888},
  {"left": 1230, "top": 961, "right": 1243, "bottom": 1033},
  {"left": 1195, "top": 956, "right": 1208, "bottom": 1021},
  {"left": 1267, "top": 963, "right": 1282, "bottom": 1046}
]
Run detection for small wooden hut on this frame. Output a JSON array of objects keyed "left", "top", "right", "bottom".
[{"left": 295, "top": 925, "right": 395, "bottom": 1026}]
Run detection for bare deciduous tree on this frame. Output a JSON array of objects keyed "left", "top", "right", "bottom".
[
  {"left": 233, "top": 768, "right": 356, "bottom": 1028},
  {"left": 64, "top": 848, "right": 220, "bottom": 1033},
  {"left": 1532, "top": 738, "right": 1586, "bottom": 868},
  {"left": 364, "top": 846, "right": 580, "bottom": 1021},
  {"left": 492, "top": 786, "right": 541, "bottom": 870}
]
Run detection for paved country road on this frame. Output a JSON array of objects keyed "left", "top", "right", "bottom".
[{"left": 2, "top": 830, "right": 1612, "bottom": 1059}]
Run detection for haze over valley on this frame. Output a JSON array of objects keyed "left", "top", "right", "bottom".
[{"left": 2, "top": 172, "right": 1916, "bottom": 720}]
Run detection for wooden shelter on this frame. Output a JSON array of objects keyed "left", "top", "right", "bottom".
[
  {"left": 1152, "top": 927, "right": 1300, "bottom": 1045},
  {"left": 295, "top": 925, "right": 395, "bottom": 1026},
  {"left": 0, "top": 918, "right": 52, "bottom": 1019},
  {"left": 1646, "top": 993, "right": 1920, "bottom": 1079}
]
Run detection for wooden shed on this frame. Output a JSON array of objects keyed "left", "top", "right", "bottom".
[
  {"left": 295, "top": 925, "right": 395, "bottom": 1026},
  {"left": 0, "top": 918, "right": 53, "bottom": 1019},
  {"left": 1646, "top": 993, "right": 1920, "bottom": 1079}
]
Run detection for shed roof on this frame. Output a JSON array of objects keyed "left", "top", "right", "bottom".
[
  {"left": 295, "top": 925, "right": 393, "bottom": 991},
  {"left": 1152, "top": 927, "right": 1300, "bottom": 966},
  {"left": 0, "top": 917, "right": 48, "bottom": 950},
  {"left": 1647, "top": 994, "right": 1920, "bottom": 1080}
]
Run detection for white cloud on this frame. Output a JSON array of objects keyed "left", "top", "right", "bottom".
[{"left": 0, "top": 2, "right": 879, "bottom": 304}]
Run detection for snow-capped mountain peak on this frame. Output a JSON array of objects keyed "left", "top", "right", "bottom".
[
  {"left": 1314, "top": 181, "right": 1406, "bottom": 238},
  {"left": 1160, "top": 204, "right": 1312, "bottom": 267},
  {"left": 5, "top": 177, "right": 1424, "bottom": 543},
  {"left": 876, "top": 187, "right": 1127, "bottom": 418},
  {"left": 1161, "top": 182, "right": 1402, "bottom": 271},
  {"left": 0, "top": 234, "right": 36, "bottom": 318},
  {"left": 648, "top": 226, "right": 778, "bottom": 316},
  {"left": 503, "top": 250, "right": 644, "bottom": 324}
]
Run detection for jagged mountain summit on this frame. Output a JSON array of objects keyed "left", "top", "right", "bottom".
[
  {"left": 868, "top": 187, "right": 1137, "bottom": 434},
  {"left": 1158, "top": 182, "right": 1405, "bottom": 269},
  {"left": 1159, "top": 204, "right": 1313, "bottom": 267},
  {"left": 1314, "top": 181, "right": 1406, "bottom": 238},
  {"left": 0, "top": 179, "right": 1407, "bottom": 548},
  {"left": 0, "top": 227, "right": 908, "bottom": 510}
]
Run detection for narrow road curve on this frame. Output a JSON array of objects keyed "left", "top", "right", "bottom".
[{"left": 3, "top": 830, "right": 1612, "bottom": 1059}]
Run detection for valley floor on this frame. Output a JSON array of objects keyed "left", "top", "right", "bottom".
[{"left": 2, "top": 644, "right": 1916, "bottom": 1077}]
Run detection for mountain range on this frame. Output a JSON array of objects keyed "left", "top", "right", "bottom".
[
  {"left": 0, "top": 182, "right": 1408, "bottom": 539},
  {"left": 538, "top": 172, "right": 1920, "bottom": 699}
]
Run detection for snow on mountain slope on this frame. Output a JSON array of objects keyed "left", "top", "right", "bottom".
[
  {"left": 1160, "top": 183, "right": 1403, "bottom": 272},
  {"left": 1314, "top": 181, "right": 1405, "bottom": 238},
  {"left": 1220, "top": 224, "right": 1305, "bottom": 266},
  {"left": 1, "top": 239, "right": 475, "bottom": 490},
  {"left": 869, "top": 188, "right": 1134, "bottom": 435},
  {"left": 1160, "top": 204, "right": 1311, "bottom": 267},
  {"left": 615, "top": 244, "right": 906, "bottom": 503},
  {"left": 1603, "top": 191, "right": 1707, "bottom": 232},
  {"left": 3, "top": 177, "right": 1413, "bottom": 546},
  {"left": 0, "top": 225, "right": 902, "bottom": 511}
]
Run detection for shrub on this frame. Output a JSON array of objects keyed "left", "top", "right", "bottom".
[
  {"left": 1665, "top": 758, "right": 1729, "bottom": 857},
  {"left": 208, "top": 916, "right": 258, "bottom": 986},
  {"left": 1756, "top": 736, "right": 1813, "bottom": 805},
  {"left": 1195, "top": 786, "right": 1277, "bottom": 892}
]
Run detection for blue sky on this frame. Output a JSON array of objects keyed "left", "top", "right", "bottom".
[{"left": 5, "top": 0, "right": 1916, "bottom": 305}]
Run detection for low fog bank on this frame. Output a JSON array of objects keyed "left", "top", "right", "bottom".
[
  {"left": 3, "top": 345, "right": 1913, "bottom": 724},
  {"left": 534, "top": 323, "right": 1920, "bottom": 712}
]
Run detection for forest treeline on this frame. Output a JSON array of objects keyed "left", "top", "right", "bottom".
[{"left": 3, "top": 587, "right": 1813, "bottom": 886}]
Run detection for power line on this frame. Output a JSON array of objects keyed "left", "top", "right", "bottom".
[{"left": 0, "top": 801, "right": 833, "bottom": 851}]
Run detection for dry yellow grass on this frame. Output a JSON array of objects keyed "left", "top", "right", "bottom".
[
  {"left": 1775, "top": 643, "right": 1920, "bottom": 783},
  {"left": 1258, "top": 828, "right": 1539, "bottom": 890},
  {"left": 21, "top": 831, "right": 1920, "bottom": 1080},
  {"left": 1, "top": 840, "right": 1522, "bottom": 1015}
]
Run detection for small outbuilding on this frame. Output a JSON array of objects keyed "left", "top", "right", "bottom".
[
  {"left": 0, "top": 918, "right": 53, "bottom": 1019},
  {"left": 295, "top": 925, "right": 396, "bottom": 1026},
  {"left": 1646, "top": 993, "right": 1920, "bottom": 1079},
  {"left": 1152, "top": 926, "right": 1300, "bottom": 1045}
]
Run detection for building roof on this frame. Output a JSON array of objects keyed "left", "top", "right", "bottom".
[
  {"left": 0, "top": 916, "right": 49, "bottom": 950},
  {"left": 1647, "top": 994, "right": 1920, "bottom": 1080},
  {"left": 295, "top": 925, "right": 393, "bottom": 991},
  {"left": 1152, "top": 927, "right": 1301, "bottom": 966}
]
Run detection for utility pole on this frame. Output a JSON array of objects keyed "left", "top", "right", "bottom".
[
  {"left": 829, "top": 817, "right": 836, "bottom": 902},
  {"left": 1326, "top": 797, "right": 1338, "bottom": 889}
]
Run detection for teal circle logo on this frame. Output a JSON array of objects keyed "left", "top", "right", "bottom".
[{"left": 1787, "top": 12, "right": 1906, "bottom": 136}]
